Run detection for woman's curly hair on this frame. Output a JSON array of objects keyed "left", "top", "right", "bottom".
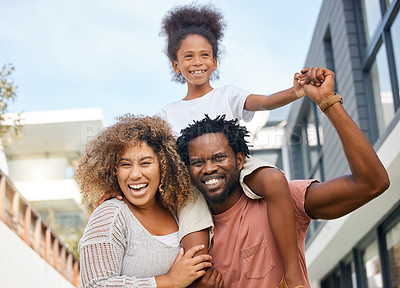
[
  {"left": 160, "top": 3, "right": 226, "bottom": 83},
  {"left": 74, "top": 114, "right": 193, "bottom": 211}
]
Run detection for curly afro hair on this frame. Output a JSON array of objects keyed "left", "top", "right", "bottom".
[
  {"left": 160, "top": 3, "right": 226, "bottom": 83},
  {"left": 74, "top": 114, "right": 193, "bottom": 211},
  {"left": 177, "top": 114, "right": 251, "bottom": 167}
]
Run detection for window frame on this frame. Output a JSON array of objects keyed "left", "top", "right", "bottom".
[{"left": 356, "top": 0, "right": 400, "bottom": 142}]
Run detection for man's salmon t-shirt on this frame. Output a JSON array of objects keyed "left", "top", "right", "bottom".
[{"left": 209, "top": 179, "right": 316, "bottom": 288}]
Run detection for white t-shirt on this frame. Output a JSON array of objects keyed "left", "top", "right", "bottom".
[{"left": 157, "top": 85, "right": 254, "bottom": 137}]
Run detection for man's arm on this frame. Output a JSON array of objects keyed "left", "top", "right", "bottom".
[{"left": 301, "top": 67, "right": 390, "bottom": 220}]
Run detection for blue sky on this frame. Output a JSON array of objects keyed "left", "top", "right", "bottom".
[{"left": 1, "top": 0, "right": 322, "bottom": 125}]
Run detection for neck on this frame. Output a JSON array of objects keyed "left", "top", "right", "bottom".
[
  {"left": 184, "top": 82, "right": 213, "bottom": 100},
  {"left": 123, "top": 197, "right": 163, "bottom": 216},
  {"left": 123, "top": 198, "right": 178, "bottom": 236},
  {"left": 209, "top": 185, "right": 243, "bottom": 215}
]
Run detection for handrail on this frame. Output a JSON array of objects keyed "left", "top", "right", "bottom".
[{"left": 0, "top": 170, "right": 80, "bottom": 287}]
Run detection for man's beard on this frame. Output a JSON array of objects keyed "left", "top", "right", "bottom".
[{"left": 199, "top": 163, "right": 240, "bottom": 205}]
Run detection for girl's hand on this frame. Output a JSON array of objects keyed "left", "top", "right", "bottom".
[
  {"left": 295, "top": 67, "right": 328, "bottom": 99},
  {"left": 95, "top": 191, "right": 123, "bottom": 208},
  {"left": 298, "top": 67, "right": 325, "bottom": 87},
  {"left": 159, "top": 245, "right": 213, "bottom": 288},
  {"left": 293, "top": 72, "right": 307, "bottom": 99},
  {"left": 294, "top": 67, "right": 318, "bottom": 98}
]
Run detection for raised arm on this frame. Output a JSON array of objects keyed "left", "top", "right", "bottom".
[
  {"left": 301, "top": 67, "right": 390, "bottom": 220},
  {"left": 243, "top": 72, "right": 306, "bottom": 111}
]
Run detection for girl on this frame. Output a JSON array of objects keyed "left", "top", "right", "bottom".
[
  {"left": 158, "top": 4, "right": 307, "bottom": 288},
  {"left": 76, "top": 115, "right": 222, "bottom": 288}
]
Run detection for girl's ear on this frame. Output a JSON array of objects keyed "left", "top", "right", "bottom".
[
  {"left": 213, "top": 57, "right": 217, "bottom": 71},
  {"left": 172, "top": 60, "right": 181, "bottom": 74}
]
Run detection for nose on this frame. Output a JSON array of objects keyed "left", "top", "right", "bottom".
[
  {"left": 203, "top": 160, "right": 217, "bottom": 174},
  {"left": 193, "top": 55, "right": 202, "bottom": 66},
  {"left": 129, "top": 165, "right": 142, "bottom": 179}
]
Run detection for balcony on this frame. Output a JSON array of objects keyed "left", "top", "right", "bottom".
[{"left": 0, "top": 170, "right": 80, "bottom": 287}]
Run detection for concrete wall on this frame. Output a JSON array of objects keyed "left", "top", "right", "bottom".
[
  {"left": 0, "top": 142, "right": 9, "bottom": 176},
  {"left": 0, "top": 222, "right": 75, "bottom": 288},
  {"left": 8, "top": 158, "right": 70, "bottom": 182}
]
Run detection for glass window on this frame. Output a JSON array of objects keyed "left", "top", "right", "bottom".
[
  {"left": 320, "top": 262, "right": 357, "bottom": 288},
  {"left": 307, "top": 114, "right": 319, "bottom": 167},
  {"left": 385, "top": 220, "right": 400, "bottom": 287},
  {"left": 362, "top": 240, "right": 383, "bottom": 288},
  {"left": 321, "top": 269, "right": 340, "bottom": 288},
  {"left": 370, "top": 44, "right": 395, "bottom": 135},
  {"left": 351, "top": 261, "right": 358, "bottom": 288},
  {"left": 341, "top": 261, "right": 358, "bottom": 288},
  {"left": 361, "top": 0, "right": 382, "bottom": 41},
  {"left": 300, "top": 121, "right": 310, "bottom": 175},
  {"left": 305, "top": 219, "right": 326, "bottom": 246},
  {"left": 390, "top": 13, "right": 400, "bottom": 99},
  {"left": 300, "top": 104, "right": 324, "bottom": 180}
]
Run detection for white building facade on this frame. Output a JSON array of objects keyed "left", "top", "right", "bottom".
[
  {"left": 5, "top": 108, "right": 105, "bottom": 235},
  {"left": 286, "top": 1, "right": 400, "bottom": 287}
]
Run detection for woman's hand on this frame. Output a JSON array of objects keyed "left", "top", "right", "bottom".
[{"left": 157, "top": 245, "right": 213, "bottom": 288}]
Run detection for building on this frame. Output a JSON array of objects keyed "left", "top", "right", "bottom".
[
  {"left": 0, "top": 171, "right": 81, "bottom": 287},
  {"left": 286, "top": 0, "right": 400, "bottom": 287},
  {"left": 4, "top": 108, "right": 105, "bottom": 237},
  {"left": 0, "top": 108, "right": 104, "bottom": 287}
]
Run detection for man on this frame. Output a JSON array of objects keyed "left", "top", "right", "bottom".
[{"left": 176, "top": 67, "right": 390, "bottom": 288}]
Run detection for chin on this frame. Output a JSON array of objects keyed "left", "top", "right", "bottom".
[{"left": 206, "top": 192, "right": 228, "bottom": 205}]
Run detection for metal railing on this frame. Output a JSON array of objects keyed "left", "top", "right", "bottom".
[{"left": 0, "top": 170, "right": 80, "bottom": 287}]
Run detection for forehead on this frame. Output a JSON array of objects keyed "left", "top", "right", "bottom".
[
  {"left": 121, "top": 141, "right": 156, "bottom": 157},
  {"left": 179, "top": 34, "right": 212, "bottom": 50},
  {"left": 188, "top": 133, "right": 233, "bottom": 157}
]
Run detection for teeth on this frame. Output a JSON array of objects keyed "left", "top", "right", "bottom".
[
  {"left": 205, "top": 179, "right": 220, "bottom": 185},
  {"left": 129, "top": 184, "right": 147, "bottom": 190},
  {"left": 191, "top": 70, "right": 205, "bottom": 74}
]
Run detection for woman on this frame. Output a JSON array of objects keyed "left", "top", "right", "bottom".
[{"left": 75, "top": 114, "right": 215, "bottom": 288}]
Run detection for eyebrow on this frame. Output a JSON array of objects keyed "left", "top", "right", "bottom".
[
  {"left": 189, "top": 152, "right": 226, "bottom": 161},
  {"left": 140, "top": 156, "right": 154, "bottom": 161},
  {"left": 190, "top": 157, "right": 202, "bottom": 162},
  {"left": 183, "top": 49, "right": 211, "bottom": 54},
  {"left": 119, "top": 156, "right": 154, "bottom": 162}
]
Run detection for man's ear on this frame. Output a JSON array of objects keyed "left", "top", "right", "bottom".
[
  {"left": 172, "top": 60, "right": 181, "bottom": 74},
  {"left": 236, "top": 152, "right": 245, "bottom": 171}
]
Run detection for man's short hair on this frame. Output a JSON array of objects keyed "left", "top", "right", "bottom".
[{"left": 177, "top": 114, "right": 251, "bottom": 166}]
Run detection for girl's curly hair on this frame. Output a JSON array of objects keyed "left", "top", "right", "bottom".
[
  {"left": 74, "top": 114, "right": 192, "bottom": 211},
  {"left": 160, "top": 3, "right": 226, "bottom": 83}
]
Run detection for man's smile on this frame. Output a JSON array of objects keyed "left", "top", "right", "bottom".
[{"left": 201, "top": 174, "right": 225, "bottom": 191}]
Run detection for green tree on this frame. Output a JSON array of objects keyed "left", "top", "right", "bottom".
[{"left": 0, "top": 63, "right": 23, "bottom": 144}]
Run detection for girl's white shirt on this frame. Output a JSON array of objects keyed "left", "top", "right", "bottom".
[{"left": 157, "top": 85, "right": 254, "bottom": 137}]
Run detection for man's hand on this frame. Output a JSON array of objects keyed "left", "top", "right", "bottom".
[
  {"left": 188, "top": 267, "right": 223, "bottom": 288},
  {"left": 299, "top": 67, "right": 336, "bottom": 105}
]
